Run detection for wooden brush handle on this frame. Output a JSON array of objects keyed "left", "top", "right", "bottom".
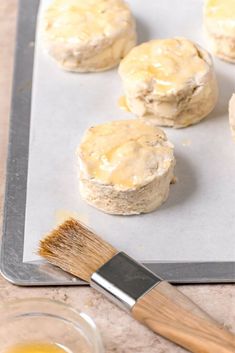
[{"left": 132, "top": 281, "right": 235, "bottom": 353}]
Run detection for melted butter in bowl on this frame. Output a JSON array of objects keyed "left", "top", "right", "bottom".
[
  {"left": 5, "top": 343, "right": 70, "bottom": 353},
  {"left": 0, "top": 299, "right": 104, "bottom": 353}
]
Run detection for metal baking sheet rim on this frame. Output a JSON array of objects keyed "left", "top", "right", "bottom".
[{"left": 1, "top": 0, "right": 235, "bottom": 286}]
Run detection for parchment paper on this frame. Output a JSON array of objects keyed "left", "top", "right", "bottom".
[{"left": 24, "top": 0, "right": 235, "bottom": 263}]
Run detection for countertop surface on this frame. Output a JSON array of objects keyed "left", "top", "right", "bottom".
[{"left": 0, "top": 1, "right": 234, "bottom": 352}]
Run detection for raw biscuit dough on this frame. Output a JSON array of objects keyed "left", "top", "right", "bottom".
[
  {"left": 42, "top": 0, "right": 137, "bottom": 72},
  {"left": 119, "top": 38, "right": 218, "bottom": 128},
  {"left": 78, "top": 120, "right": 175, "bottom": 215},
  {"left": 204, "top": 0, "right": 235, "bottom": 63}
]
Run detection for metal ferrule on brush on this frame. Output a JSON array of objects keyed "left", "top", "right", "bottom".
[{"left": 90, "top": 252, "right": 162, "bottom": 311}]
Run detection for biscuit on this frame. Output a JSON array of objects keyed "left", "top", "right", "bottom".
[
  {"left": 78, "top": 120, "right": 175, "bottom": 215},
  {"left": 119, "top": 38, "right": 218, "bottom": 128},
  {"left": 42, "top": 0, "right": 137, "bottom": 72},
  {"left": 204, "top": 0, "right": 235, "bottom": 63}
]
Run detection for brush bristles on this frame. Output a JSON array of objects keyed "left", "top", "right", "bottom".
[{"left": 38, "top": 218, "right": 117, "bottom": 282}]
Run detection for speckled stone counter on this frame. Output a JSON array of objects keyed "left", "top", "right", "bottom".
[{"left": 0, "top": 2, "right": 234, "bottom": 352}]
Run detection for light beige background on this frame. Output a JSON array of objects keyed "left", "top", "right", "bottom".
[{"left": 0, "top": 1, "right": 234, "bottom": 352}]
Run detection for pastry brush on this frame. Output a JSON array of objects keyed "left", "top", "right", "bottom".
[{"left": 39, "top": 218, "right": 235, "bottom": 353}]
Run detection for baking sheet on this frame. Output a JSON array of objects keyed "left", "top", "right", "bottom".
[
  {"left": 23, "top": 0, "right": 235, "bottom": 264},
  {"left": 2, "top": 0, "right": 235, "bottom": 285}
]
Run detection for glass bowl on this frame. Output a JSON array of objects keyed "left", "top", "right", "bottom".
[{"left": 0, "top": 298, "right": 104, "bottom": 353}]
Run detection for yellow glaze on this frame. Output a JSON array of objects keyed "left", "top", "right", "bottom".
[
  {"left": 119, "top": 38, "right": 209, "bottom": 95},
  {"left": 4, "top": 343, "right": 68, "bottom": 353},
  {"left": 44, "top": 0, "right": 132, "bottom": 42},
  {"left": 205, "top": 0, "right": 235, "bottom": 20},
  {"left": 118, "top": 96, "right": 130, "bottom": 111},
  {"left": 204, "top": 0, "right": 235, "bottom": 37},
  {"left": 79, "top": 120, "right": 174, "bottom": 190}
]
